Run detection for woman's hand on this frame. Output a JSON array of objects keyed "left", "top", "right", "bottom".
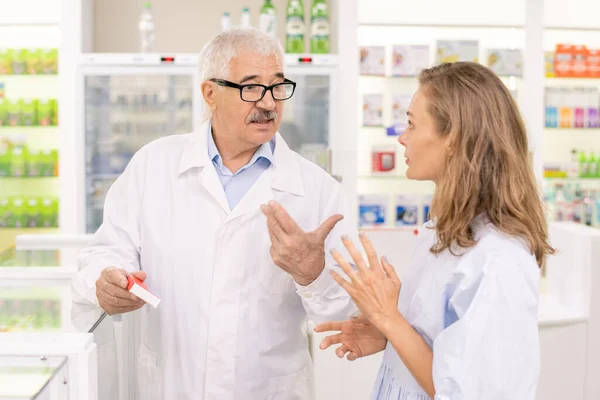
[
  {"left": 330, "top": 233, "right": 402, "bottom": 330},
  {"left": 314, "top": 314, "right": 388, "bottom": 361}
]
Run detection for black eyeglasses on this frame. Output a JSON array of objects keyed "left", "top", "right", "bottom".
[{"left": 210, "top": 78, "right": 296, "bottom": 102}]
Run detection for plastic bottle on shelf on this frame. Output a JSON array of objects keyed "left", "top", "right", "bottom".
[
  {"left": 559, "top": 88, "right": 573, "bottom": 128},
  {"left": 310, "top": 0, "right": 330, "bottom": 54},
  {"left": 139, "top": 2, "right": 155, "bottom": 53},
  {"left": 10, "top": 136, "right": 27, "bottom": 177},
  {"left": 573, "top": 184, "right": 583, "bottom": 223},
  {"left": 259, "top": 0, "right": 277, "bottom": 37},
  {"left": 241, "top": 7, "right": 252, "bottom": 28},
  {"left": 221, "top": 12, "right": 231, "bottom": 31},
  {"left": 579, "top": 151, "right": 588, "bottom": 178},
  {"left": 573, "top": 88, "right": 585, "bottom": 129},
  {"left": 589, "top": 152, "right": 598, "bottom": 177},
  {"left": 584, "top": 190, "right": 594, "bottom": 226},
  {"left": 568, "top": 149, "right": 580, "bottom": 178},
  {"left": 286, "top": 0, "right": 305, "bottom": 54}
]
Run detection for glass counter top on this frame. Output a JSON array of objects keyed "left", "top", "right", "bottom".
[{"left": 0, "top": 355, "right": 67, "bottom": 399}]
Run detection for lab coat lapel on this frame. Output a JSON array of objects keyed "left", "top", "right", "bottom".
[
  {"left": 178, "top": 121, "right": 231, "bottom": 214},
  {"left": 225, "top": 133, "right": 305, "bottom": 222}
]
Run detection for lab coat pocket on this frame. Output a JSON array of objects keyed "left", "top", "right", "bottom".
[
  {"left": 268, "top": 363, "right": 315, "bottom": 400},
  {"left": 259, "top": 253, "right": 296, "bottom": 295},
  {"left": 137, "top": 344, "right": 162, "bottom": 400}
]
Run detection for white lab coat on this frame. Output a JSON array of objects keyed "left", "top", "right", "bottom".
[{"left": 71, "top": 121, "right": 358, "bottom": 400}]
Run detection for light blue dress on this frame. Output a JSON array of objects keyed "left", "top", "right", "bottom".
[{"left": 372, "top": 218, "right": 541, "bottom": 400}]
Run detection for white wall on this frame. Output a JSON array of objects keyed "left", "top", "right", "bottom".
[{"left": 92, "top": 0, "right": 338, "bottom": 53}]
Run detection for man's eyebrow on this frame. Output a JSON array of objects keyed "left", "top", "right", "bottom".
[{"left": 240, "top": 75, "right": 260, "bottom": 84}]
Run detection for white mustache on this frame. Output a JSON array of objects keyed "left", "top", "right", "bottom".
[{"left": 247, "top": 110, "right": 277, "bottom": 123}]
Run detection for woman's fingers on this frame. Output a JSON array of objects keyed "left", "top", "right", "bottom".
[
  {"left": 336, "top": 344, "right": 350, "bottom": 359},
  {"left": 319, "top": 333, "right": 342, "bottom": 350},
  {"left": 358, "top": 233, "right": 383, "bottom": 278},
  {"left": 381, "top": 256, "right": 401, "bottom": 286}
]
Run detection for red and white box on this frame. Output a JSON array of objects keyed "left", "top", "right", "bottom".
[{"left": 127, "top": 275, "right": 161, "bottom": 308}]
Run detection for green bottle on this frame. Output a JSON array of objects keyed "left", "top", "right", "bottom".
[
  {"left": 286, "top": 0, "right": 305, "bottom": 54},
  {"left": 259, "top": 0, "right": 277, "bottom": 37},
  {"left": 311, "top": 0, "right": 330, "bottom": 54},
  {"left": 589, "top": 152, "right": 598, "bottom": 177},
  {"left": 579, "top": 151, "right": 588, "bottom": 178}
]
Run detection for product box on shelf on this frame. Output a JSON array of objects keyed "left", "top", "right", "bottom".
[
  {"left": 42, "top": 49, "right": 58, "bottom": 74},
  {"left": 588, "top": 50, "right": 600, "bottom": 78},
  {"left": 545, "top": 87, "right": 599, "bottom": 129},
  {"left": 391, "top": 45, "right": 430, "bottom": 77},
  {"left": 0, "top": 49, "right": 58, "bottom": 76},
  {"left": 0, "top": 100, "right": 6, "bottom": 126},
  {"left": 359, "top": 195, "right": 388, "bottom": 227},
  {"left": 360, "top": 46, "right": 386, "bottom": 76},
  {"left": 0, "top": 51, "right": 11, "bottom": 75},
  {"left": 371, "top": 145, "right": 396, "bottom": 173},
  {"left": 487, "top": 49, "right": 523, "bottom": 77},
  {"left": 545, "top": 51, "right": 555, "bottom": 78},
  {"left": 422, "top": 194, "right": 432, "bottom": 223},
  {"left": 387, "top": 94, "right": 412, "bottom": 137},
  {"left": 26, "top": 49, "right": 43, "bottom": 75},
  {"left": 553, "top": 44, "right": 600, "bottom": 78},
  {"left": 395, "top": 195, "right": 419, "bottom": 226},
  {"left": 362, "top": 94, "right": 384, "bottom": 127},
  {"left": 0, "top": 289, "right": 61, "bottom": 332},
  {"left": 0, "top": 196, "right": 59, "bottom": 229},
  {"left": 436, "top": 40, "right": 479, "bottom": 64}
]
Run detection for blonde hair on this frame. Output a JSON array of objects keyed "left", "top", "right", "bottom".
[{"left": 419, "top": 62, "right": 554, "bottom": 267}]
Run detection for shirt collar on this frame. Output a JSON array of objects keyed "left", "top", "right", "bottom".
[{"left": 207, "top": 121, "right": 275, "bottom": 169}]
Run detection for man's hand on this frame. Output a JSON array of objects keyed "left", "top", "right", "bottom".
[
  {"left": 96, "top": 267, "right": 147, "bottom": 315},
  {"left": 261, "top": 200, "right": 344, "bottom": 286}
]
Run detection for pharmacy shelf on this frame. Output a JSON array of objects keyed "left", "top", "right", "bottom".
[
  {"left": 0, "top": 176, "right": 58, "bottom": 179},
  {"left": 0, "top": 75, "right": 59, "bottom": 98},
  {"left": 545, "top": 128, "right": 600, "bottom": 132},
  {"left": 1, "top": 179, "right": 58, "bottom": 196},
  {"left": 545, "top": 77, "right": 600, "bottom": 88},
  {"left": 360, "top": 226, "right": 421, "bottom": 234},
  {"left": 0, "top": 267, "right": 76, "bottom": 283},
  {"left": 359, "top": 174, "right": 408, "bottom": 180},
  {"left": 0, "top": 228, "right": 58, "bottom": 250},
  {"left": 0, "top": 126, "right": 59, "bottom": 131}
]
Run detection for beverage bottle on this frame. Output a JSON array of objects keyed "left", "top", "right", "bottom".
[
  {"left": 286, "top": 1, "right": 305, "bottom": 54},
  {"left": 241, "top": 7, "right": 252, "bottom": 28},
  {"left": 259, "top": 0, "right": 277, "bottom": 36},
  {"left": 311, "top": 0, "right": 330, "bottom": 54},
  {"left": 139, "top": 2, "right": 155, "bottom": 53},
  {"left": 221, "top": 12, "right": 231, "bottom": 31}
]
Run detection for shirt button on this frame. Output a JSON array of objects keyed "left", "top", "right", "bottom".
[{"left": 303, "top": 293, "right": 313, "bottom": 299}]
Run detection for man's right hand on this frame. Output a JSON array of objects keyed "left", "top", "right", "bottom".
[
  {"left": 314, "top": 315, "right": 388, "bottom": 361},
  {"left": 96, "top": 267, "right": 147, "bottom": 315}
]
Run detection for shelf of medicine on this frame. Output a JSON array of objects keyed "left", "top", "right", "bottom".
[
  {"left": 0, "top": 267, "right": 77, "bottom": 282},
  {"left": 0, "top": 126, "right": 59, "bottom": 131},
  {"left": 545, "top": 128, "right": 600, "bottom": 132},
  {"left": 0, "top": 176, "right": 58, "bottom": 179},
  {"left": 359, "top": 174, "right": 408, "bottom": 180}
]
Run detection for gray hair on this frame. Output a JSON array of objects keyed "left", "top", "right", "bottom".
[{"left": 199, "top": 28, "right": 285, "bottom": 121}]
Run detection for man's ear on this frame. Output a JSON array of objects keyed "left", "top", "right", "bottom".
[{"left": 201, "top": 81, "right": 218, "bottom": 114}]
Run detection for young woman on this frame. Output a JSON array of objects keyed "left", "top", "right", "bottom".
[{"left": 316, "top": 62, "right": 555, "bottom": 400}]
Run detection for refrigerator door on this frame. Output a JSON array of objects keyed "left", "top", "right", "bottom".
[
  {"left": 83, "top": 72, "right": 195, "bottom": 233},
  {"left": 279, "top": 73, "right": 331, "bottom": 172}
]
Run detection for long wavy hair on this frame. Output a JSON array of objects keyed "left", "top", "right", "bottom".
[{"left": 419, "top": 62, "right": 554, "bottom": 267}]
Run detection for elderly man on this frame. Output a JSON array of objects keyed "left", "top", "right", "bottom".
[{"left": 72, "top": 28, "right": 357, "bottom": 399}]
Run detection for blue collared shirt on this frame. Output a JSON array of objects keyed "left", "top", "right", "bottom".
[{"left": 208, "top": 123, "right": 275, "bottom": 209}]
